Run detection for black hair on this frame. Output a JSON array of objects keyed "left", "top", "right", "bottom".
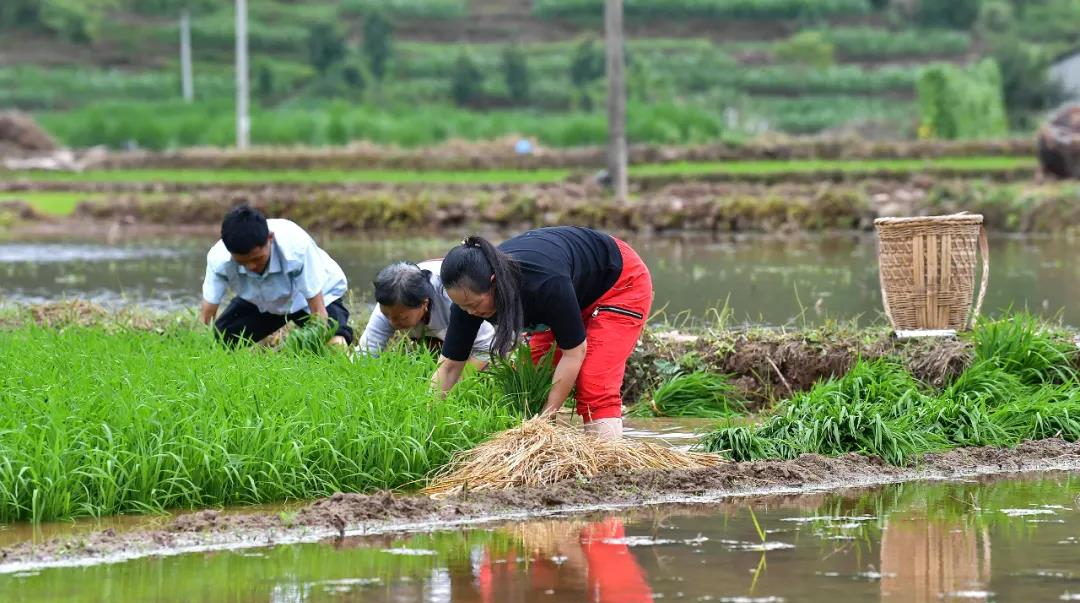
[
  {"left": 373, "top": 262, "right": 436, "bottom": 308},
  {"left": 441, "top": 235, "right": 522, "bottom": 357},
  {"left": 220, "top": 205, "right": 269, "bottom": 254}
]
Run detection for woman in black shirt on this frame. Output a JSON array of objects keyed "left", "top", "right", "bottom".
[{"left": 433, "top": 226, "right": 653, "bottom": 439}]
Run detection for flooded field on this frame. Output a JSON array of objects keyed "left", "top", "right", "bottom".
[
  {"left": 1, "top": 473, "right": 1077, "bottom": 602},
  {"left": 2, "top": 233, "right": 1079, "bottom": 325}
]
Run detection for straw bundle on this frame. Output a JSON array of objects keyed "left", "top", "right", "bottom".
[{"left": 423, "top": 418, "right": 726, "bottom": 498}]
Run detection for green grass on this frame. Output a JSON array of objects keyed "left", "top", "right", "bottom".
[
  {"left": 0, "top": 156, "right": 1035, "bottom": 187},
  {"left": 0, "top": 168, "right": 572, "bottom": 185},
  {"left": 0, "top": 327, "right": 523, "bottom": 522},
  {"left": 699, "top": 314, "right": 1080, "bottom": 465},
  {"left": 0, "top": 192, "right": 101, "bottom": 216},
  {"left": 633, "top": 156, "right": 1036, "bottom": 178}
]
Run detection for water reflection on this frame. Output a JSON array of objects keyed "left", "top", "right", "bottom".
[
  {"left": 880, "top": 515, "right": 991, "bottom": 602},
  {"left": 3, "top": 233, "right": 1080, "bottom": 325},
  {"left": 1, "top": 473, "right": 1077, "bottom": 602}
]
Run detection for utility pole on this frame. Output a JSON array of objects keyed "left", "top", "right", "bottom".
[
  {"left": 604, "top": 0, "right": 628, "bottom": 201},
  {"left": 235, "top": 0, "right": 250, "bottom": 149},
  {"left": 180, "top": 7, "right": 194, "bottom": 103}
]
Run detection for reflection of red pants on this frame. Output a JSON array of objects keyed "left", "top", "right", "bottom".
[
  {"left": 527, "top": 238, "right": 653, "bottom": 422},
  {"left": 581, "top": 518, "right": 654, "bottom": 603}
]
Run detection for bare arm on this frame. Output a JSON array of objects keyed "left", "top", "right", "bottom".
[
  {"left": 306, "top": 292, "right": 330, "bottom": 321},
  {"left": 539, "top": 339, "right": 586, "bottom": 418},
  {"left": 433, "top": 355, "right": 467, "bottom": 395},
  {"left": 198, "top": 301, "right": 220, "bottom": 326}
]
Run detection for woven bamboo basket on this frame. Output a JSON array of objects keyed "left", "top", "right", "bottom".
[{"left": 874, "top": 214, "right": 989, "bottom": 332}]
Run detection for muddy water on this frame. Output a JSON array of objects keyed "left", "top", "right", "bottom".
[
  {"left": 2, "top": 233, "right": 1080, "bottom": 325},
  {"left": 2, "top": 474, "right": 1079, "bottom": 602}
]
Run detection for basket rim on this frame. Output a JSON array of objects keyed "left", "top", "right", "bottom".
[{"left": 874, "top": 213, "right": 983, "bottom": 227}]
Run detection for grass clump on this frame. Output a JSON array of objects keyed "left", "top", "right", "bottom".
[
  {"left": 699, "top": 314, "right": 1080, "bottom": 465},
  {"left": 971, "top": 313, "right": 1077, "bottom": 385},
  {"left": 0, "top": 326, "right": 523, "bottom": 522},
  {"left": 282, "top": 318, "right": 339, "bottom": 355},
  {"left": 627, "top": 372, "right": 745, "bottom": 418}
]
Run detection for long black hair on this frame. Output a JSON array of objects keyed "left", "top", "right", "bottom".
[
  {"left": 373, "top": 262, "right": 436, "bottom": 308},
  {"left": 441, "top": 235, "right": 523, "bottom": 357}
]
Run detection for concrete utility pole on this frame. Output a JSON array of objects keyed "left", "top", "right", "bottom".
[
  {"left": 235, "top": 0, "right": 250, "bottom": 149},
  {"left": 180, "top": 8, "right": 194, "bottom": 103},
  {"left": 604, "top": 0, "right": 628, "bottom": 201}
]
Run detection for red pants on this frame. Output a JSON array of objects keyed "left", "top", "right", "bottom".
[{"left": 528, "top": 238, "right": 653, "bottom": 422}]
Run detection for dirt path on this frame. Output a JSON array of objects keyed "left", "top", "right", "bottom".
[{"left": 1, "top": 439, "right": 1078, "bottom": 573}]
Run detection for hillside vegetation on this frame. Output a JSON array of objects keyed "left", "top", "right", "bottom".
[{"left": 0, "top": 0, "right": 1074, "bottom": 149}]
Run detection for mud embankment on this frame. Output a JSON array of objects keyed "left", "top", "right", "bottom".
[
  {"left": 57, "top": 138, "right": 1037, "bottom": 171},
  {"left": 623, "top": 325, "right": 986, "bottom": 409},
  {"left": 4, "top": 178, "right": 1078, "bottom": 235},
  {"left": 0, "top": 438, "right": 1077, "bottom": 572}
]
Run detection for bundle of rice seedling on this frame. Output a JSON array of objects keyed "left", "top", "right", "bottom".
[
  {"left": 627, "top": 371, "right": 745, "bottom": 418},
  {"left": 282, "top": 318, "right": 339, "bottom": 355},
  {"left": 422, "top": 418, "right": 725, "bottom": 498}
]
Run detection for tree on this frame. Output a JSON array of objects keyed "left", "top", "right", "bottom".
[
  {"left": 307, "top": 22, "right": 346, "bottom": 75},
  {"left": 915, "top": 0, "right": 982, "bottom": 29},
  {"left": 255, "top": 62, "right": 275, "bottom": 99},
  {"left": 991, "top": 35, "right": 1062, "bottom": 126},
  {"left": 502, "top": 45, "right": 529, "bottom": 104},
  {"left": 917, "top": 59, "right": 1007, "bottom": 139},
  {"left": 39, "top": 0, "right": 119, "bottom": 43},
  {"left": 450, "top": 52, "right": 483, "bottom": 107},
  {"left": 362, "top": 11, "right": 393, "bottom": 81},
  {"left": 343, "top": 62, "right": 366, "bottom": 92},
  {"left": 570, "top": 36, "right": 605, "bottom": 89}
]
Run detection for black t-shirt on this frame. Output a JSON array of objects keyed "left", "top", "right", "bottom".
[{"left": 442, "top": 227, "right": 623, "bottom": 361}]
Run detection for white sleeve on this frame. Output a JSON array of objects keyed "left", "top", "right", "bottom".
[
  {"left": 201, "top": 249, "right": 228, "bottom": 305},
  {"left": 470, "top": 320, "right": 496, "bottom": 362},
  {"left": 357, "top": 305, "right": 395, "bottom": 356}
]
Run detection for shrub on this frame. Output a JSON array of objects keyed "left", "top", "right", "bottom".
[
  {"left": 363, "top": 11, "right": 393, "bottom": 81},
  {"left": 917, "top": 59, "right": 1008, "bottom": 139},
  {"left": 307, "top": 22, "right": 346, "bottom": 75},
  {"left": 915, "top": 0, "right": 982, "bottom": 29},
  {"left": 773, "top": 31, "right": 835, "bottom": 69},
  {"left": 503, "top": 45, "right": 530, "bottom": 104},
  {"left": 990, "top": 35, "right": 1062, "bottom": 126},
  {"left": 569, "top": 36, "right": 605, "bottom": 89},
  {"left": 450, "top": 53, "right": 483, "bottom": 107}
]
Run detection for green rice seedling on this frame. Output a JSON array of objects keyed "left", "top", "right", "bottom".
[
  {"left": 282, "top": 318, "right": 339, "bottom": 355},
  {"left": 991, "top": 383, "right": 1080, "bottom": 442},
  {"left": 941, "top": 361, "right": 1026, "bottom": 408},
  {"left": 920, "top": 397, "right": 1010, "bottom": 448},
  {"left": 628, "top": 372, "right": 745, "bottom": 418},
  {"left": 0, "top": 326, "right": 522, "bottom": 522},
  {"left": 484, "top": 345, "right": 557, "bottom": 417},
  {"left": 972, "top": 313, "right": 1077, "bottom": 385},
  {"left": 697, "top": 422, "right": 790, "bottom": 461}
]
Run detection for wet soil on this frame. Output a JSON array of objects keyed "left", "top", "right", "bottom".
[
  {"left": 2, "top": 438, "right": 1078, "bottom": 571},
  {"left": 6, "top": 177, "right": 1078, "bottom": 236}
]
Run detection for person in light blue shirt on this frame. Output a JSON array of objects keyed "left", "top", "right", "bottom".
[{"left": 198, "top": 205, "right": 352, "bottom": 347}]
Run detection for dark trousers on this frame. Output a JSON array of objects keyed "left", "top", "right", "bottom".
[{"left": 214, "top": 297, "right": 354, "bottom": 346}]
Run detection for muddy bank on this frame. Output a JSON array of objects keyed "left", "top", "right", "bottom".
[
  {"left": 6, "top": 178, "right": 1080, "bottom": 234},
  {"left": 623, "top": 324, "right": 999, "bottom": 409},
  {"left": 0, "top": 438, "right": 1077, "bottom": 572},
  {"left": 28, "top": 138, "right": 1034, "bottom": 172}
]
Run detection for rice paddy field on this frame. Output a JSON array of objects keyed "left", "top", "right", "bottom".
[{"left": 5, "top": 0, "right": 1080, "bottom": 597}]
